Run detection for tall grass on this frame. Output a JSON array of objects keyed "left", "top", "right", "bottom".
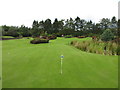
[{"left": 71, "top": 40, "right": 119, "bottom": 55}]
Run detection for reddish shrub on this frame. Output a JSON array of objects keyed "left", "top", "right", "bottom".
[
  {"left": 48, "top": 35, "right": 57, "bottom": 40},
  {"left": 92, "top": 36, "right": 97, "bottom": 40},
  {"left": 77, "top": 36, "right": 86, "bottom": 38},
  {"left": 30, "top": 38, "right": 49, "bottom": 44}
]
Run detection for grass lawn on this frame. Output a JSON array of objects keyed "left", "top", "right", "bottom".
[
  {"left": 1, "top": 36, "right": 15, "bottom": 38},
  {"left": 2, "top": 37, "right": 118, "bottom": 88}
]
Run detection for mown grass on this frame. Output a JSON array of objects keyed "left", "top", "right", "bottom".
[
  {"left": 1, "top": 36, "right": 15, "bottom": 38},
  {"left": 2, "top": 37, "right": 118, "bottom": 88}
]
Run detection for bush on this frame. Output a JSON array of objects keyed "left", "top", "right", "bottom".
[
  {"left": 88, "top": 33, "right": 94, "bottom": 37},
  {"left": 101, "top": 29, "right": 114, "bottom": 42},
  {"left": 40, "top": 36, "right": 48, "bottom": 39},
  {"left": 116, "top": 46, "right": 120, "bottom": 55},
  {"left": 30, "top": 38, "right": 49, "bottom": 44},
  {"left": 65, "top": 35, "right": 72, "bottom": 38},
  {"left": 77, "top": 36, "right": 86, "bottom": 38},
  {"left": 48, "top": 35, "right": 57, "bottom": 40},
  {"left": 40, "top": 35, "right": 57, "bottom": 40}
]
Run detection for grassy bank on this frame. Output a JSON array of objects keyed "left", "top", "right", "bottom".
[{"left": 71, "top": 40, "right": 119, "bottom": 55}]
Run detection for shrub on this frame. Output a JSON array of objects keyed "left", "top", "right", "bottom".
[
  {"left": 40, "top": 36, "right": 48, "bottom": 39},
  {"left": 88, "top": 33, "right": 94, "bottom": 37},
  {"left": 101, "top": 29, "right": 114, "bottom": 42},
  {"left": 65, "top": 35, "right": 72, "bottom": 38},
  {"left": 48, "top": 35, "right": 57, "bottom": 40},
  {"left": 30, "top": 38, "right": 49, "bottom": 44},
  {"left": 40, "top": 35, "right": 57, "bottom": 40},
  {"left": 78, "top": 36, "right": 86, "bottom": 38},
  {"left": 116, "top": 46, "right": 120, "bottom": 55}
]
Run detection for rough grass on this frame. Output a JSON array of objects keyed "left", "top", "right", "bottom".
[
  {"left": 2, "top": 37, "right": 118, "bottom": 88},
  {"left": 71, "top": 40, "right": 119, "bottom": 55}
]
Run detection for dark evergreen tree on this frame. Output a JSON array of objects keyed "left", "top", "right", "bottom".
[
  {"left": 101, "top": 29, "right": 114, "bottom": 41},
  {"left": 44, "top": 19, "right": 52, "bottom": 34},
  {"left": 32, "top": 20, "right": 40, "bottom": 37},
  {"left": 53, "top": 18, "right": 59, "bottom": 33}
]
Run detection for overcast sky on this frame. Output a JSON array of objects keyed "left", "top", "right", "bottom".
[{"left": 0, "top": 0, "right": 119, "bottom": 27}]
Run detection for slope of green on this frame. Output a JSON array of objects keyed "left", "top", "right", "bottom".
[
  {"left": 1, "top": 36, "right": 15, "bottom": 38},
  {"left": 2, "top": 37, "right": 118, "bottom": 88}
]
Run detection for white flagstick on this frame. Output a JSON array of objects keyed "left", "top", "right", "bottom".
[
  {"left": 61, "top": 58, "right": 63, "bottom": 74},
  {"left": 60, "top": 55, "right": 64, "bottom": 75}
]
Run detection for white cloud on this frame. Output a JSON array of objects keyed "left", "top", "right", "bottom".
[{"left": 0, "top": 0, "right": 119, "bottom": 27}]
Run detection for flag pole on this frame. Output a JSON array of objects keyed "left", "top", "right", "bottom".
[
  {"left": 61, "top": 58, "right": 63, "bottom": 74},
  {"left": 60, "top": 55, "right": 64, "bottom": 75}
]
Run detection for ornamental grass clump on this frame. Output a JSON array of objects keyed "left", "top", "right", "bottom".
[{"left": 71, "top": 40, "right": 118, "bottom": 55}]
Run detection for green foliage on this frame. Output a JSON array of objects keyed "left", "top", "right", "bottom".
[
  {"left": 44, "top": 19, "right": 52, "bottom": 34},
  {"left": 116, "top": 46, "right": 120, "bottom": 55},
  {"left": 52, "top": 18, "right": 64, "bottom": 33},
  {"left": 2, "top": 16, "right": 117, "bottom": 38},
  {"left": 77, "top": 36, "right": 86, "bottom": 38},
  {"left": 64, "top": 35, "right": 72, "bottom": 38},
  {"left": 30, "top": 38, "right": 49, "bottom": 44},
  {"left": 18, "top": 25, "right": 31, "bottom": 37},
  {"left": 61, "top": 28, "right": 74, "bottom": 35},
  {"left": 88, "top": 33, "right": 94, "bottom": 37},
  {"left": 101, "top": 29, "right": 114, "bottom": 42},
  {"left": 2, "top": 25, "right": 31, "bottom": 37},
  {"left": 32, "top": 20, "right": 40, "bottom": 37},
  {"left": 48, "top": 35, "right": 57, "bottom": 40}
]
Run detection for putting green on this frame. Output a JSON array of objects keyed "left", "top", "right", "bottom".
[{"left": 2, "top": 37, "right": 118, "bottom": 88}]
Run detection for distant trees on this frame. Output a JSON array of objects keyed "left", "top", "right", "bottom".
[
  {"left": 44, "top": 19, "right": 52, "bottom": 34},
  {"left": 2, "top": 26, "right": 19, "bottom": 37},
  {"left": 32, "top": 20, "right": 40, "bottom": 37},
  {"left": 61, "top": 18, "right": 75, "bottom": 35},
  {"left": 118, "top": 19, "right": 120, "bottom": 37},
  {"left": 18, "top": 25, "right": 31, "bottom": 37},
  {"left": 100, "top": 18, "right": 110, "bottom": 30},
  {"left": 1, "top": 16, "right": 118, "bottom": 38},
  {"left": 52, "top": 18, "right": 60, "bottom": 33},
  {"left": 2, "top": 25, "right": 10, "bottom": 35},
  {"left": 74, "top": 17, "right": 81, "bottom": 31},
  {"left": 111, "top": 16, "right": 117, "bottom": 28},
  {"left": 2, "top": 25, "right": 31, "bottom": 37}
]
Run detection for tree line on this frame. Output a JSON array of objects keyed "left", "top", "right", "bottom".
[{"left": 1, "top": 16, "right": 118, "bottom": 37}]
